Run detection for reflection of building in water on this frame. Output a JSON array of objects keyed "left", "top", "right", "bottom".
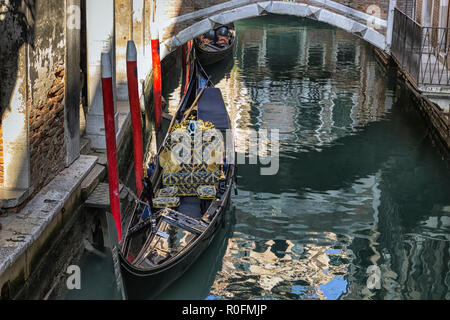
[
  {"left": 217, "top": 154, "right": 448, "bottom": 300},
  {"left": 210, "top": 170, "right": 392, "bottom": 299},
  {"left": 209, "top": 234, "right": 350, "bottom": 300},
  {"left": 214, "top": 19, "right": 395, "bottom": 154},
  {"left": 342, "top": 160, "right": 450, "bottom": 300},
  {"left": 198, "top": 17, "right": 450, "bottom": 300}
]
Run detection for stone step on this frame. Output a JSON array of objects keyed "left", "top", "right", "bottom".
[
  {"left": 0, "top": 188, "right": 30, "bottom": 210},
  {"left": 80, "top": 137, "right": 91, "bottom": 155},
  {"left": 81, "top": 164, "right": 106, "bottom": 200},
  {"left": 89, "top": 151, "right": 107, "bottom": 166},
  {"left": 85, "top": 182, "right": 129, "bottom": 209}
]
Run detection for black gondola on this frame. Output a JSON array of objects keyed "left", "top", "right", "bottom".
[
  {"left": 195, "top": 24, "right": 236, "bottom": 66},
  {"left": 115, "top": 55, "right": 236, "bottom": 300}
]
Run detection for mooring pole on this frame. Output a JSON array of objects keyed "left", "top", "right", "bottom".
[
  {"left": 184, "top": 40, "right": 192, "bottom": 94},
  {"left": 151, "top": 24, "right": 162, "bottom": 130},
  {"left": 126, "top": 40, "right": 144, "bottom": 196},
  {"left": 101, "top": 52, "right": 122, "bottom": 242}
]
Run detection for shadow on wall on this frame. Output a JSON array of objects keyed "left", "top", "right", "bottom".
[
  {"left": 0, "top": 0, "right": 36, "bottom": 116},
  {"left": 0, "top": 1, "right": 35, "bottom": 192}
]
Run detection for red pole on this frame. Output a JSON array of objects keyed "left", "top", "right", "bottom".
[
  {"left": 151, "top": 25, "right": 162, "bottom": 130},
  {"left": 126, "top": 40, "right": 144, "bottom": 196},
  {"left": 184, "top": 40, "right": 192, "bottom": 94},
  {"left": 101, "top": 52, "right": 122, "bottom": 242}
]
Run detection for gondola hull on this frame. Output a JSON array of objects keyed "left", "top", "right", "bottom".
[
  {"left": 196, "top": 41, "right": 235, "bottom": 66},
  {"left": 118, "top": 173, "right": 234, "bottom": 300},
  {"left": 196, "top": 24, "right": 235, "bottom": 66},
  {"left": 114, "top": 55, "right": 235, "bottom": 300}
]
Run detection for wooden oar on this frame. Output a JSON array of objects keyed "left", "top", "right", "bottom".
[
  {"left": 162, "top": 76, "right": 210, "bottom": 150},
  {"left": 186, "top": 44, "right": 193, "bottom": 66}
]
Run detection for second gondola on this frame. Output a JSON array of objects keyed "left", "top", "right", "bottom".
[{"left": 195, "top": 24, "right": 235, "bottom": 66}]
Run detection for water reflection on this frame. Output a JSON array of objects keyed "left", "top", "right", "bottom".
[
  {"left": 209, "top": 235, "right": 350, "bottom": 300},
  {"left": 156, "top": 206, "right": 237, "bottom": 300},
  {"left": 195, "top": 16, "right": 449, "bottom": 300},
  {"left": 161, "top": 15, "right": 450, "bottom": 300}
]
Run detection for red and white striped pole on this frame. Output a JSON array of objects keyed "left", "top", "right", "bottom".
[
  {"left": 101, "top": 52, "right": 122, "bottom": 242},
  {"left": 151, "top": 24, "right": 162, "bottom": 130},
  {"left": 126, "top": 40, "right": 144, "bottom": 196}
]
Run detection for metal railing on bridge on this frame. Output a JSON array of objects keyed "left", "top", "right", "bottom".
[
  {"left": 421, "top": 27, "right": 450, "bottom": 86},
  {"left": 391, "top": 8, "right": 450, "bottom": 87}
]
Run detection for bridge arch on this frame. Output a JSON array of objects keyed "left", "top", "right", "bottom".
[{"left": 158, "top": 1, "right": 389, "bottom": 60}]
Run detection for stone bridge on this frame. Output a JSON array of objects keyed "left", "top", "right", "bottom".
[{"left": 153, "top": 0, "right": 404, "bottom": 60}]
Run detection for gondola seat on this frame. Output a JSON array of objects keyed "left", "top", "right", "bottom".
[
  {"left": 153, "top": 196, "right": 180, "bottom": 209},
  {"left": 197, "top": 185, "right": 217, "bottom": 200},
  {"left": 152, "top": 187, "right": 181, "bottom": 209},
  {"left": 156, "top": 186, "right": 179, "bottom": 198}
]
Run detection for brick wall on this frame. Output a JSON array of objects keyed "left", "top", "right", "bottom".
[
  {"left": 416, "top": 0, "right": 423, "bottom": 24},
  {"left": 344, "top": 0, "right": 390, "bottom": 20},
  {"left": 28, "top": 65, "right": 67, "bottom": 193},
  {"left": 157, "top": 0, "right": 239, "bottom": 18},
  {"left": 433, "top": 0, "right": 441, "bottom": 27},
  {"left": 158, "top": 0, "right": 195, "bottom": 17},
  {"left": 24, "top": 2, "right": 68, "bottom": 197},
  {"left": 296, "top": 0, "right": 391, "bottom": 20}
]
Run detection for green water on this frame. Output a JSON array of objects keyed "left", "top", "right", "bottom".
[
  {"left": 62, "top": 15, "right": 450, "bottom": 300},
  {"left": 160, "top": 16, "right": 450, "bottom": 300}
]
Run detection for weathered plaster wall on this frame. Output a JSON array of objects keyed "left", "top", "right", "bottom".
[
  {"left": 115, "top": 0, "right": 153, "bottom": 100},
  {"left": 84, "top": 0, "right": 118, "bottom": 150},
  {"left": 27, "top": 1, "right": 67, "bottom": 195},
  {"left": 65, "top": 0, "right": 81, "bottom": 167},
  {"left": 0, "top": 0, "right": 34, "bottom": 192},
  {"left": 0, "top": 0, "right": 80, "bottom": 206},
  {"left": 115, "top": 0, "right": 134, "bottom": 101}
]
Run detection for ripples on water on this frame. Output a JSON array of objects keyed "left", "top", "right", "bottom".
[{"left": 159, "top": 16, "right": 450, "bottom": 301}]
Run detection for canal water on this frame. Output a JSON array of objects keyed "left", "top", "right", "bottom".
[{"left": 61, "top": 15, "right": 450, "bottom": 300}]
